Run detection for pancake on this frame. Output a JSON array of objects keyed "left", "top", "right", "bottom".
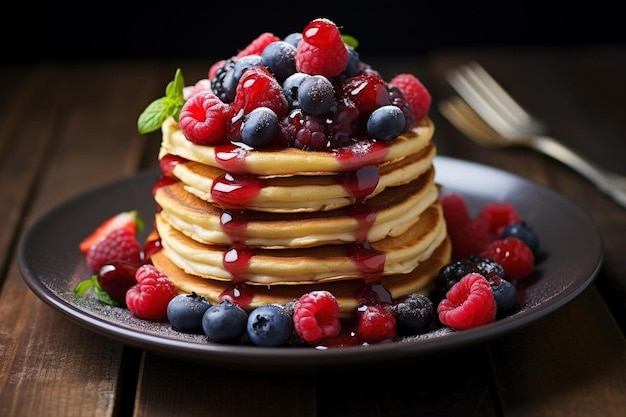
[
  {"left": 155, "top": 167, "right": 440, "bottom": 247},
  {"left": 160, "top": 116, "right": 435, "bottom": 176},
  {"left": 154, "top": 201, "right": 448, "bottom": 284},
  {"left": 151, "top": 236, "right": 452, "bottom": 318},
  {"left": 165, "top": 141, "right": 437, "bottom": 212}
]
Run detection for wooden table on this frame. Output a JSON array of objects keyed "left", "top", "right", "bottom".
[{"left": 1, "top": 45, "right": 625, "bottom": 416}]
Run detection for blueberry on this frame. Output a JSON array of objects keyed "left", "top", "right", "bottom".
[
  {"left": 261, "top": 41, "right": 297, "bottom": 82},
  {"left": 240, "top": 107, "right": 279, "bottom": 148},
  {"left": 283, "top": 32, "right": 302, "bottom": 48},
  {"left": 297, "top": 75, "right": 336, "bottom": 116},
  {"left": 501, "top": 221, "right": 540, "bottom": 256},
  {"left": 343, "top": 46, "right": 360, "bottom": 78},
  {"left": 202, "top": 299, "right": 248, "bottom": 343},
  {"left": 366, "top": 105, "right": 406, "bottom": 141},
  {"left": 488, "top": 276, "right": 517, "bottom": 315},
  {"left": 395, "top": 293, "right": 434, "bottom": 333},
  {"left": 166, "top": 292, "right": 211, "bottom": 333},
  {"left": 282, "top": 73, "right": 310, "bottom": 108},
  {"left": 435, "top": 258, "right": 477, "bottom": 299},
  {"left": 247, "top": 304, "right": 293, "bottom": 347}
]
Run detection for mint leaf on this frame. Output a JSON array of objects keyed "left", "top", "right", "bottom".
[
  {"left": 94, "top": 286, "right": 119, "bottom": 307},
  {"left": 342, "top": 35, "right": 359, "bottom": 49},
  {"left": 73, "top": 274, "right": 119, "bottom": 306},
  {"left": 73, "top": 275, "right": 98, "bottom": 296},
  {"left": 137, "top": 68, "right": 187, "bottom": 134}
]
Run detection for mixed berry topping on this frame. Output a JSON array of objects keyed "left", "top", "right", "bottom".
[{"left": 138, "top": 18, "right": 432, "bottom": 152}]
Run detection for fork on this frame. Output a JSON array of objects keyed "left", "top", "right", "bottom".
[{"left": 439, "top": 61, "right": 626, "bottom": 209}]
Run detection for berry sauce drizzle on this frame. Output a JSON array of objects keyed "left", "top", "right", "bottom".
[{"left": 157, "top": 140, "right": 393, "bottom": 306}]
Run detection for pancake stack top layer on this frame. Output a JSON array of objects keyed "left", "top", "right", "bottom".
[{"left": 140, "top": 18, "right": 451, "bottom": 317}]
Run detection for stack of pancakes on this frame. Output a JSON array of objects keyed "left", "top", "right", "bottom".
[{"left": 150, "top": 116, "right": 451, "bottom": 317}]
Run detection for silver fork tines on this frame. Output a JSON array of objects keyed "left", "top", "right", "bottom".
[
  {"left": 440, "top": 62, "right": 626, "bottom": 209},
  {"left": 445, "top": 62, "right": 545, "bottom": 136}
]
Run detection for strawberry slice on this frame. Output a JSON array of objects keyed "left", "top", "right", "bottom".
[{"left": 79, "top": 210, "right": 143, "bottom": 253}]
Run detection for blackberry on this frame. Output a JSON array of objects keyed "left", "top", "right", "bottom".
[
  {"left": 210, "top": 57, "right": 237, "bottom": 103},
  {"left": 395, "top": 293, "right": 435, "bottom": 333},
  {"left": 468, "top": 255, "right": 506, "bottom": 280},
  {"left": 434, "top": 257, "right": 478, "bottom": 299}
]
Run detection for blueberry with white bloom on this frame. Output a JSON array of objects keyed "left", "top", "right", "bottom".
[
  {"left": 261, "top": 41, "right": 297, "bottom": 82},
  {"left": 240, "top": 107, "right": 279, "bottom": 148},
  {"left": 282, "top": 72, "right": 310, "bottom": 108},
  {"left": 167, "top": 292, "right": 212, "bottom": 334},
  {"left": 247, "top": 304, "right": 293, "bottom": 347},
  {"left": 202, "top": 299, "right": 248, "bottom": 342},
  {"left": 367, "top": 105, "right": 406, "bottom": 141},
  {"left": 297, "top": 75, "right": 336, "bottom": 116}
]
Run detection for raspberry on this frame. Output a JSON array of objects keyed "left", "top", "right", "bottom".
[
  {"left": 126, "top": 264, "right": 178, "bottom": 321},
  {"left": 449, "top": 219, "right": 496, "bottom": 259},
  {"left": 440, "top": 193, "right": 472, "bottom": 234},
  {"left": 182, "top": 78, "right": 212, "bottom": 100},
  {"left": 437, "top": 273, "right": 497, "bottom": 330},
  {"left": 389, "top": 73, "right": 432, "bottom": 121},
  {"left": 476, "top": 202, "right": 521, "bottom": 234},
  {"left": 356, "top": 305, "right": 397, "bottom": 343},
  {"left": 293, "top": 290, "right": 341, "bottom": 345},
  {"left": 179, "top": 90, "right": 233, "bottom": 145},
  {"left": 86, "top": 227, "right": 142, "bottom": 272},
  {"left": 480, "top": 237, "right": 535, "bottom": 281},
  {"left": 296, "top": 18, "right": 348, "bottom": 78},
  {"left": 236, "top": 32, "right": 280, "bottom": 58},
  {"left": 232, "top": 66, "right": 288, "bottom": 120}
]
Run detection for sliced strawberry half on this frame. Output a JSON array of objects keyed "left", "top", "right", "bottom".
[{"left": 79, "top": 210, "right": 143, "bottom": 253}]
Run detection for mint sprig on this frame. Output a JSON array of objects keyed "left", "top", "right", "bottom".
[
  {"left": 73, "top": 275, "right": 118, "bottom": 306},
  {"left": 342, "top": 35, "right": 359, "bottom": 49},
  {"left": 137, "top": 68, "right": 186, "bottom": 134}
]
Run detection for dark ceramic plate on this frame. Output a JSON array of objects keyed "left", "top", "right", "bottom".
[{"left": 18, "top": 157, "right": 603, "bottom": 372}]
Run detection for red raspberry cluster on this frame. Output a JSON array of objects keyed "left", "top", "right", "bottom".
[{"left": 435, "top": 193, "right": 539, "bottom": 330}]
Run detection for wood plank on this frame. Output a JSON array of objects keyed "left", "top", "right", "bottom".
[
  {"left": 133, "top": 352, "right": 316, "bottom": 417},
  {"left": 488, "top": 286, "right": 626, "bottom": 416},
  {"left": 0, "top": 61, "right": 164, "bottom": 417}
]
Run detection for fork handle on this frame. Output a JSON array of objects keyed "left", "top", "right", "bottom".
[{"left": 529, "top": 135, "right": 626, "bottom": 207}]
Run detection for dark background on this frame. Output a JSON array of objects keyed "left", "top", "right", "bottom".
[{"left": 5, "top": 0, "right": 624, "bottom": 63}]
